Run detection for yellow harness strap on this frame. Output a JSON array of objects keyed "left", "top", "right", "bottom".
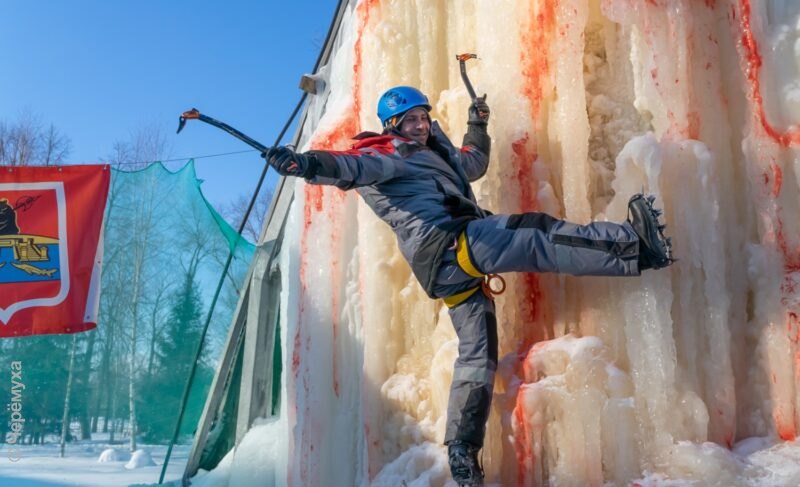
[
  {"left": 443, "top": 286, "right": 481, "bottom": 308},
  {"left": 456, "top": 232, "right": 485, "bottom": 278},
  {"left": 442, "top": 232, "right": 486, "bottom": 308},
  {"left": 442, "top": 232, "right": 508, "bottom": 308}
]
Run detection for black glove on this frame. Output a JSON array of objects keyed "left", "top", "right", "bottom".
[
  {"left": 468, "top": 94, "right": 490, "bottom": 125},
  {"left": 262, "top": 146, "right": 318, "bottom": 178}
]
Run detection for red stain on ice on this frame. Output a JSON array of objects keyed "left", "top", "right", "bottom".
[
  {"left": 643, "top": 6, "right": 708, "bottom": 140},
  {"left": 776, "top": 218, "right": 800, "bottom": 273},
  {"left": 757, "top": 161, "right": 782, "bottom": 199},
  {"left": 519, "top": 0, "right": 556, "bottom": 119},
  {"left": 788, "top": 313, "right": 800, "bottom": 342},
  {"left": 739, "top": 0, "right": 800, "bottom": 147},
  {"left": 512, "top": 3, "right": 559, "bottom": 483},
  {"left": 511, "top": 135, "right": 538, "bottom": 214},
  {"left": 516, "top": 0, "right": 556, "bottom": 350},
  {"left": 292, "top": 330, "right": 302, "bottom": 376}
]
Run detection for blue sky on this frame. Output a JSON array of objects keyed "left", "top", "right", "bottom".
[{"left": 1, "top": 1, "right": 338, "bottom": 208}]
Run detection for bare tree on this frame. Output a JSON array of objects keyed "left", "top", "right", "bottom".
[
  {"left": 0, "top": 110, "right": 71, "bottom": 166},
  {"left": 216, "top": 187, "right": 274, "bottom": 243},
  {"left": 60, "top": 335, "right": 78, "bottom": 457},
  {"left": 103, "top": 121, "right": 171, "bottom": 452}
]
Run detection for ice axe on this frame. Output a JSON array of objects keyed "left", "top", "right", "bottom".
[
  {"left": 456, "top": 53, "right": 479, "bottom": 101},
  {"left": 456, "top": 53, "right": 488, "bottom": 118},
  {"left": 176, "top": 108, "right": 271, "bottom": 154}
]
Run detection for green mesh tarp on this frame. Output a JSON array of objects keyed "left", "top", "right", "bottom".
[
  {"left": 0, "top": 160, "right": 255, "bottom": 447},
  {"left": 102, "top": 161, "right": 254, "bottom": 442}
]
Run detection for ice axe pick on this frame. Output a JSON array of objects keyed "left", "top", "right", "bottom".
[
  {"left": 456, "top": 53, "right": 479, "bottom": 101},
  {"left": 456, "top": 52, "right": 488, "bottom": 118}
]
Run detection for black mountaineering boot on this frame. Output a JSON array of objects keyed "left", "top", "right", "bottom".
[
  {"left": 627, "top": 193, "right": 674, "bottom": 271},
  {"left": 448, "top": 441, "right": 484, "bottom": 486}
]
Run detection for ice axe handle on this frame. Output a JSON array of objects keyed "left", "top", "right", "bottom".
[
  {"left": 176, "top": 108, "right": 271, "bottom": 154},
  {"left": 456, "top": 53, "right": 478, "bottom": 101}
]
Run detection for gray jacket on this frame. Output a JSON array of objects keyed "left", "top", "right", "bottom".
[{"left": 308, "top": 121, "right": 491, "bottom": 297}]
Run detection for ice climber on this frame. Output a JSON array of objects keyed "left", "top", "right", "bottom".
[{"left": 263, "top": 86, "right": 673, "bottom": 486}]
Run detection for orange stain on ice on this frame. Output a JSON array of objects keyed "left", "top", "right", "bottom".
[
  {"left": 513, "top": 385, "right": 536, "bottom": 486},
  {"left": 775, "top": 411, "right": 796, "bottom": 441},
  {"left": 770, "top": 163, "right": 782, "bottom": 198},
  {"left": 300, "top": 0, "right": 373, "bottom": 402},
  {"left": 739, "top": 0, "right": 800, "bottom": 147},
  {"left": 291, "top": 0, "right": 373, "bottom": 483},
  {"left": 687, "top": 111, "right": 701, "bottom": 140}
]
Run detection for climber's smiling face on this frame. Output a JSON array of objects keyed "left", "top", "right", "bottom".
[{"left": 398, "top": 107, "right": 430, "bottom": 144}]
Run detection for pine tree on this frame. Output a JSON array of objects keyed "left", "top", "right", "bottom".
[{"left": 137, "top": 272, "right": 211, "bottom": 442}]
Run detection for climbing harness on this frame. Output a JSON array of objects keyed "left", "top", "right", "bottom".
[{"left": 443, "top": 232, "right": 506, "bottom": 308}]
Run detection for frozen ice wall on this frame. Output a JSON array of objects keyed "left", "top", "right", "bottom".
[{"left": 258, "top": 1, "right": 800, "bottom": 485}]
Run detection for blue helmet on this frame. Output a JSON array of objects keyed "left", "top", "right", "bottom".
[{"left": 376, "top": 86, "right": 432, "bottom": 126}]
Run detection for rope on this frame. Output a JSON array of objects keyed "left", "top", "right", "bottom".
[{"left": 100, "top": 149, "right": 257, "bottom": 167}]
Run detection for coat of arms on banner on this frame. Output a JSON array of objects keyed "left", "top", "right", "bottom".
[{"left": 0, "top": 183, "right": 69, "bottom": 324}]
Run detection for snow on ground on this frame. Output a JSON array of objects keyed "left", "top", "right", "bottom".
[
  {"left": 5, "top": 435, "right": 799, "bottom": 487},
  {"left": 0, "top": 434, "right": 189, "bottom": 487},
  {"left": 190, "top": 428, "right": 800, "bottom": 486}
]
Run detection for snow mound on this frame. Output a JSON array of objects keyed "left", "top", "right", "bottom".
[
  {"left": 97, "top": 448, "right": 126, "bottom": 462},
  {"left": 125, "top": 449, "right": 157, "bottom": 469},
  {"left": 191, "top": 448, "right": 235, "bottom": 487}
]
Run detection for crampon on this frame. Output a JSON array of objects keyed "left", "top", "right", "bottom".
[
  {"left": 627, "top": 193, "right": 674, "bottom": 271},
  {"left": 448, "top": 441, "right": 484, "bottom": 486}
]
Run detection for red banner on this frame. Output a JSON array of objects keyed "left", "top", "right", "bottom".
[{"left": 0, "top": 165, "right": 110, "bottom": 337}]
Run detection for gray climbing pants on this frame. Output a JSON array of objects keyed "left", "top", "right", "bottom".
[{"left": 433, "top": 212, "right": 640, "bottom": 447}]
